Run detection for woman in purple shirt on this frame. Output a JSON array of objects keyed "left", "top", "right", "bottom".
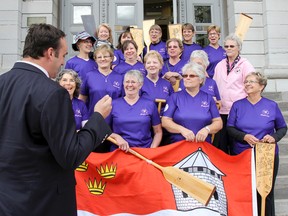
[
  {"left": 56, "top": 69, "right": 89, "bottom": 131},
  {"left": 108, "top": 70, "right": 162, "bottom": 151},
  {"left": 162, "top": 62, "right": 222, "bottom": 144},
  {"left": 79, "top": 45, "right": 123, "bottom": 117},
  {"left": 227, "top": 72, "right": 287, "bottom": 216},
  {"left": 113, "top": 40, "right": 146, "bottom": 77}
]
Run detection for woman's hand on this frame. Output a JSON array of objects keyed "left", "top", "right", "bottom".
[
  {"left": 180, "top": 128, "right": 195, "bottom": 141},
  {"left": 195, "top": 128, "right": 209, "bottom": 142},
  {"left": 261, "top": 134, "right": 276, "bottom": 143},
  {"left": 244, "top": 134, "right": 259, "bottom": 147},
  {"left": 110, "top": 133, "right": 129, "bottom": 152}
]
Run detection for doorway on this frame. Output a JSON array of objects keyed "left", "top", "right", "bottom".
[{"left": 144, "top": 0, "right": 173, "bottom": 41}]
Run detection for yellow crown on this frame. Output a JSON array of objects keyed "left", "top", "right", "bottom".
[
  {"left": 76, "top": 161, "right": 88, "bottom": 172},
  {"left": 97, "top": 163, "right": 117, "bottom": 179},
  {"left": 86, "top": 178, "right": 106, "bottom": 195}
]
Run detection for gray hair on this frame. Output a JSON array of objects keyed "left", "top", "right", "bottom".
[
  {"left": 190, "top": 50, "right": 210, "bottom": 69},
  {"left": 224, "top": 33, "right": 242, "bottom": 52},
  {"left": 246, "top": 72, "right": 267, "bottom": 92},
  {"left": 181, "top": 62, "right": 206, "bottom": 87},
  {"left": 124, "top": 70, "right": 144, "bottom": 84},
  {"left": 55, "top": 69, "right": 82, "bottom": 97}
]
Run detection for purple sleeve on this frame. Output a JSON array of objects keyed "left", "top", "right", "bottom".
[
  {"left": 275, "top": 104, "right": 287, "bottom": 129},
  {"left": 162, "top": 94, "right": 177, "bottom": 118},
  {"left": 227, "top": 103, "right": 237, "bottom": 127},
  {"left": 210, "top": 97, "right": 220, "bottom": 118},
  {"left": 151, "top": 103, "right": 161, "bottom": 126}
]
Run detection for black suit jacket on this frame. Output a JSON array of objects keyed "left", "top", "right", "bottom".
[{"left": 0, "top": 62, "right": 112, "bottom": 216}]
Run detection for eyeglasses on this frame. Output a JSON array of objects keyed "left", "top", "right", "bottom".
[
  {"left": 168, "top": 45, "right": 179, "bottom": 49},
  {"left": 182, "top": 74, "right": 199, "bottom": 78},
  {"left": 125, "top": 80, "right": 138, "bottom": 85},
  {"left": 244, "top": 80, "right": 259, "bottom": 84},
  {"left": 96, "top": 56, "right": 111, "bottom": 60},
  {"left": 208, "top": 33, "right": 218, "bottom": 36},
  {"left": 224, "top": 45, "right": 236, "bottom": 49}
]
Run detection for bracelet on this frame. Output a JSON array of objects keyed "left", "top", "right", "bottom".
[{"left": 205, "top": 126, "right": 211, "bottom": 133}]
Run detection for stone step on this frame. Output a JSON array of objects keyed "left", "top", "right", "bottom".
[
  {"left": 275, "top": 199, "right": 288, "bottom": 216},
  {"left": 277, "top": 101, "right": 288, "bottom": 112},
  {"left": 278, "top": 137, "right": 288, "bottom": 157},
  {"left": 278, "top": 155, "right": 288, "bottom": 176},
  {"left": 275, "top": 175, "right": 288, "bottom": 199}
]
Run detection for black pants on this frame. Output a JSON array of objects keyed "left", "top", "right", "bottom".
[
  {"left": 213, "top": 114, "right": 233, "bottom": 154},
  {"left": 257, "top": 153, "right": 279, "bottom": 216}
]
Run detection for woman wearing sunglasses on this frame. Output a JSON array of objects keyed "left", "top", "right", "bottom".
[
  {"left": 161, "top": 62, "right": 222, "bottom": 144},
  {"left": 213, "top": 33, "right": 255, "bottom": 154}
]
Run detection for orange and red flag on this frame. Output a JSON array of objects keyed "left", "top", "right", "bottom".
[{"left": 76, "top": 141, "right": 257, "bottom": 216}]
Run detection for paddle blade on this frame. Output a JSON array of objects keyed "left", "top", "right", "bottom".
[
  {"left": 162, "top": 166, "right": 216, "bottom": 206},
  {"left": 256, "top": 142, "right": 275, "bottom": 197}
]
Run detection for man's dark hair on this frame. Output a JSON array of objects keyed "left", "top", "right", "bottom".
[{"left": 23, "top": 23, "right": 66, "bottom": 59}]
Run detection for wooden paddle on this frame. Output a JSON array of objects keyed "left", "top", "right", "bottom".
[
  {"left": 155, "top": 98, "right": 166, "bottom": 114},
  {"left": 255, "top": 142, "right": 276, "bottom": 216},
  {"left": 107, "top": 137, "right": 216, "bottom": 206}
]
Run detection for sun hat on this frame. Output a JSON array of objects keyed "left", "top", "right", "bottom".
[{"left": 72, "top": 31, "right": 96, "bottom": 51}]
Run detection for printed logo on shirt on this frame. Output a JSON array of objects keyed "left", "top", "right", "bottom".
[
  {"left": 201, "top": 101, "right": 209, "bottom": 108},
  {"left": 163, "top": 86, "right": 169, "bottom": 94},
  {"left": 140, "top": 108, "right": 149, "bottom": 116},
  {"left": 113, "top": 81, "right": 121, "bottom": 89},
  {"left": 163, "top": 104, "right": 169, "bottom": 112},
  {"left": 235, "top": 67, "right": 241, "bottom": 74},
  {"left": 208, "top": 85, "right": 214, "bottom": 92},
  {"left": 75, "top": 109, "right": 82, "bottom": 118},
  {"left": 260, "top": 109, "right": 270, "bottom": 117}
]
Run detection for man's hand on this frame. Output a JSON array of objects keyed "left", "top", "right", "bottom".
[{"left": 94, "top": 95, "right": 112, "bottom": 118}]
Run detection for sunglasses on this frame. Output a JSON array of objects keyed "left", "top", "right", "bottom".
[
  {"left": 224, "top": 45, "right": 236, "bottom": 49},
  {"left": 182, "top": 74, "right": 199, "bottom": 78}
]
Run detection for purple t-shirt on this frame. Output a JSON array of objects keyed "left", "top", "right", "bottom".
[
  {"left": 72, "top": 97, "right": 89, "bottom": 130},
  {"left": 227, "top": 97, "right": 287, "bottom": 154},
  {"left": 179, "top": 77, "right": 221, "bottom": 100},
  {"left": 113, "top": 61, "right": 147, "bottom": 77},
  {"left": 140, "top": 77, "right": 174, "bottom": 115},
  {"left": 81, "top": 69, "right": 123, "bottom": 117},
  {"left": 112, "top": 49, "right": 125, "bottom": 67},
  {"left": 108, "top": 97, "right": 161, "bottom": 150},
  {"left": 163, "top": 90, "right": 220, "bottom": 143},
  {"left": 181, "top": 43, "right": 202, "bottom": 63},
  {"left": 143, "top": 41, "right": 168, "bottom": 61},
  {"left": 65, "top": 56, "right": 97, "bottom": 81},
  {"left": 161, "top": 59, "right": 187, "bottom": 77},
  {"left": 203, "top": 45, "right": 226, "bottom": 78}
]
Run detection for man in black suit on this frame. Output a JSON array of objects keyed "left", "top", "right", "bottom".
[{"left": 0, "top": 24, "right": 123, "bottom": 216}]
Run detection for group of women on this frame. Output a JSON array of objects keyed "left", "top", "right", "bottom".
[{"left": 58, "top": 22, "right": 286, "bottom": 216}]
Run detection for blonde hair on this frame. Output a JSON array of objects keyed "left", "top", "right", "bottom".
[
  {"left": 96, "top": 23, "right": 113, "bottom": 44},
  {"left": 144, "top": 50, "right": 164, "bottom": 67}
]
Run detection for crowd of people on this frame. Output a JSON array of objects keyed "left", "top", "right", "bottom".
[{"left": 0, "top": 22, "right": 286, "bottom": 216}]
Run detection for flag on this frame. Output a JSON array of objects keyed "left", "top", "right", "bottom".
[{"left": 76, "top": 141, "right": 257, "bottom": 216}]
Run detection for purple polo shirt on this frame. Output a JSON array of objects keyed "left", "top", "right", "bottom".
[
  {"left": 72, "top": 97, "right": 89, "bottom": 130},
  {"left": 143, "top": 41, "right": 168, "bottom": 61},
  {"left": 179, "top": 77, "right": 221, "bottom": 100},
  {"left": 227, "top": 97, "right": 287, "bottom": 155},
  {"left": 181, "top": 43, "right": 202, "bottom": 63},
  {"left": 80, "top": 69, "right": 123, "bottom": 117},
  {"left": 65, "top": 56, "right": 97, "bottom": 81},
  {"left": 203, "top": 45, "right": 226, "bottom": 78},
  {"left": 141, "top": 77, "right": 174, "bottom": 115},
  {"left": 163, "top": 90, "right": 220, "bottom": 143},
  {"left": 108, "top": 97, "right": 161, "bottom": 150},
  {"left": 161, "top": 59, "right": 187, "bottom": 77},
  {"left": 113, "top": 61, "right": 147, "bottom": 77}
]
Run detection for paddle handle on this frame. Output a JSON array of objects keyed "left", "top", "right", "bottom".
[
  {"left": 261, "top": 195, "right": 266, "bottom": 216},
  {"left": 107, "top": 137, "right": 163, "bottom": 170}
]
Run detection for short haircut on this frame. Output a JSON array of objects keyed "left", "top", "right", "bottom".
[
  {"left": 143, "top": 50, "right": 164, "bottom": 67},
  {"left": 224, "top": 33, "right": 242, "bottom": 51},
  {"left": 93, "top": 44, "right": 115, "bottom": 61},
  {"left": 182, "top": 23, "right": 195, "bottom": 32},
  {"left": 121, "top": 40, "right": 138, "bottom": 53},
  {"left": 190, "top": 50, "right": 210, "bottom": 69},
  {"left": 124, "top": 70, "right": 144, "bottom": 84},
  {"left": 182, "top": 62, "right": 206, "bottom": 87},
  {"left": 23, "top": 23, "right": 65, "bottom": 59}
]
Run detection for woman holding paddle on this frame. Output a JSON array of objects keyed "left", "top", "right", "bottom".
[
  {"left": 227, "top": 72, "right": 287, "bottom": 216},
  {"left": 107, "top": 70, "right": 162, "bottom": 151},
  {"left": 161, "top": 62, "right": 222, "bottom": 144}
]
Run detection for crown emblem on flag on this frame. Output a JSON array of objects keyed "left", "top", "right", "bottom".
[
  {"left": 86, "top": 178, "right": 106, "bottom": 195},
  {"left": 76, "top": 161, "right": 88, "bottom": 172},
  {"left": 97, "top": 164, "right": 117, "bottom": 179}
]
